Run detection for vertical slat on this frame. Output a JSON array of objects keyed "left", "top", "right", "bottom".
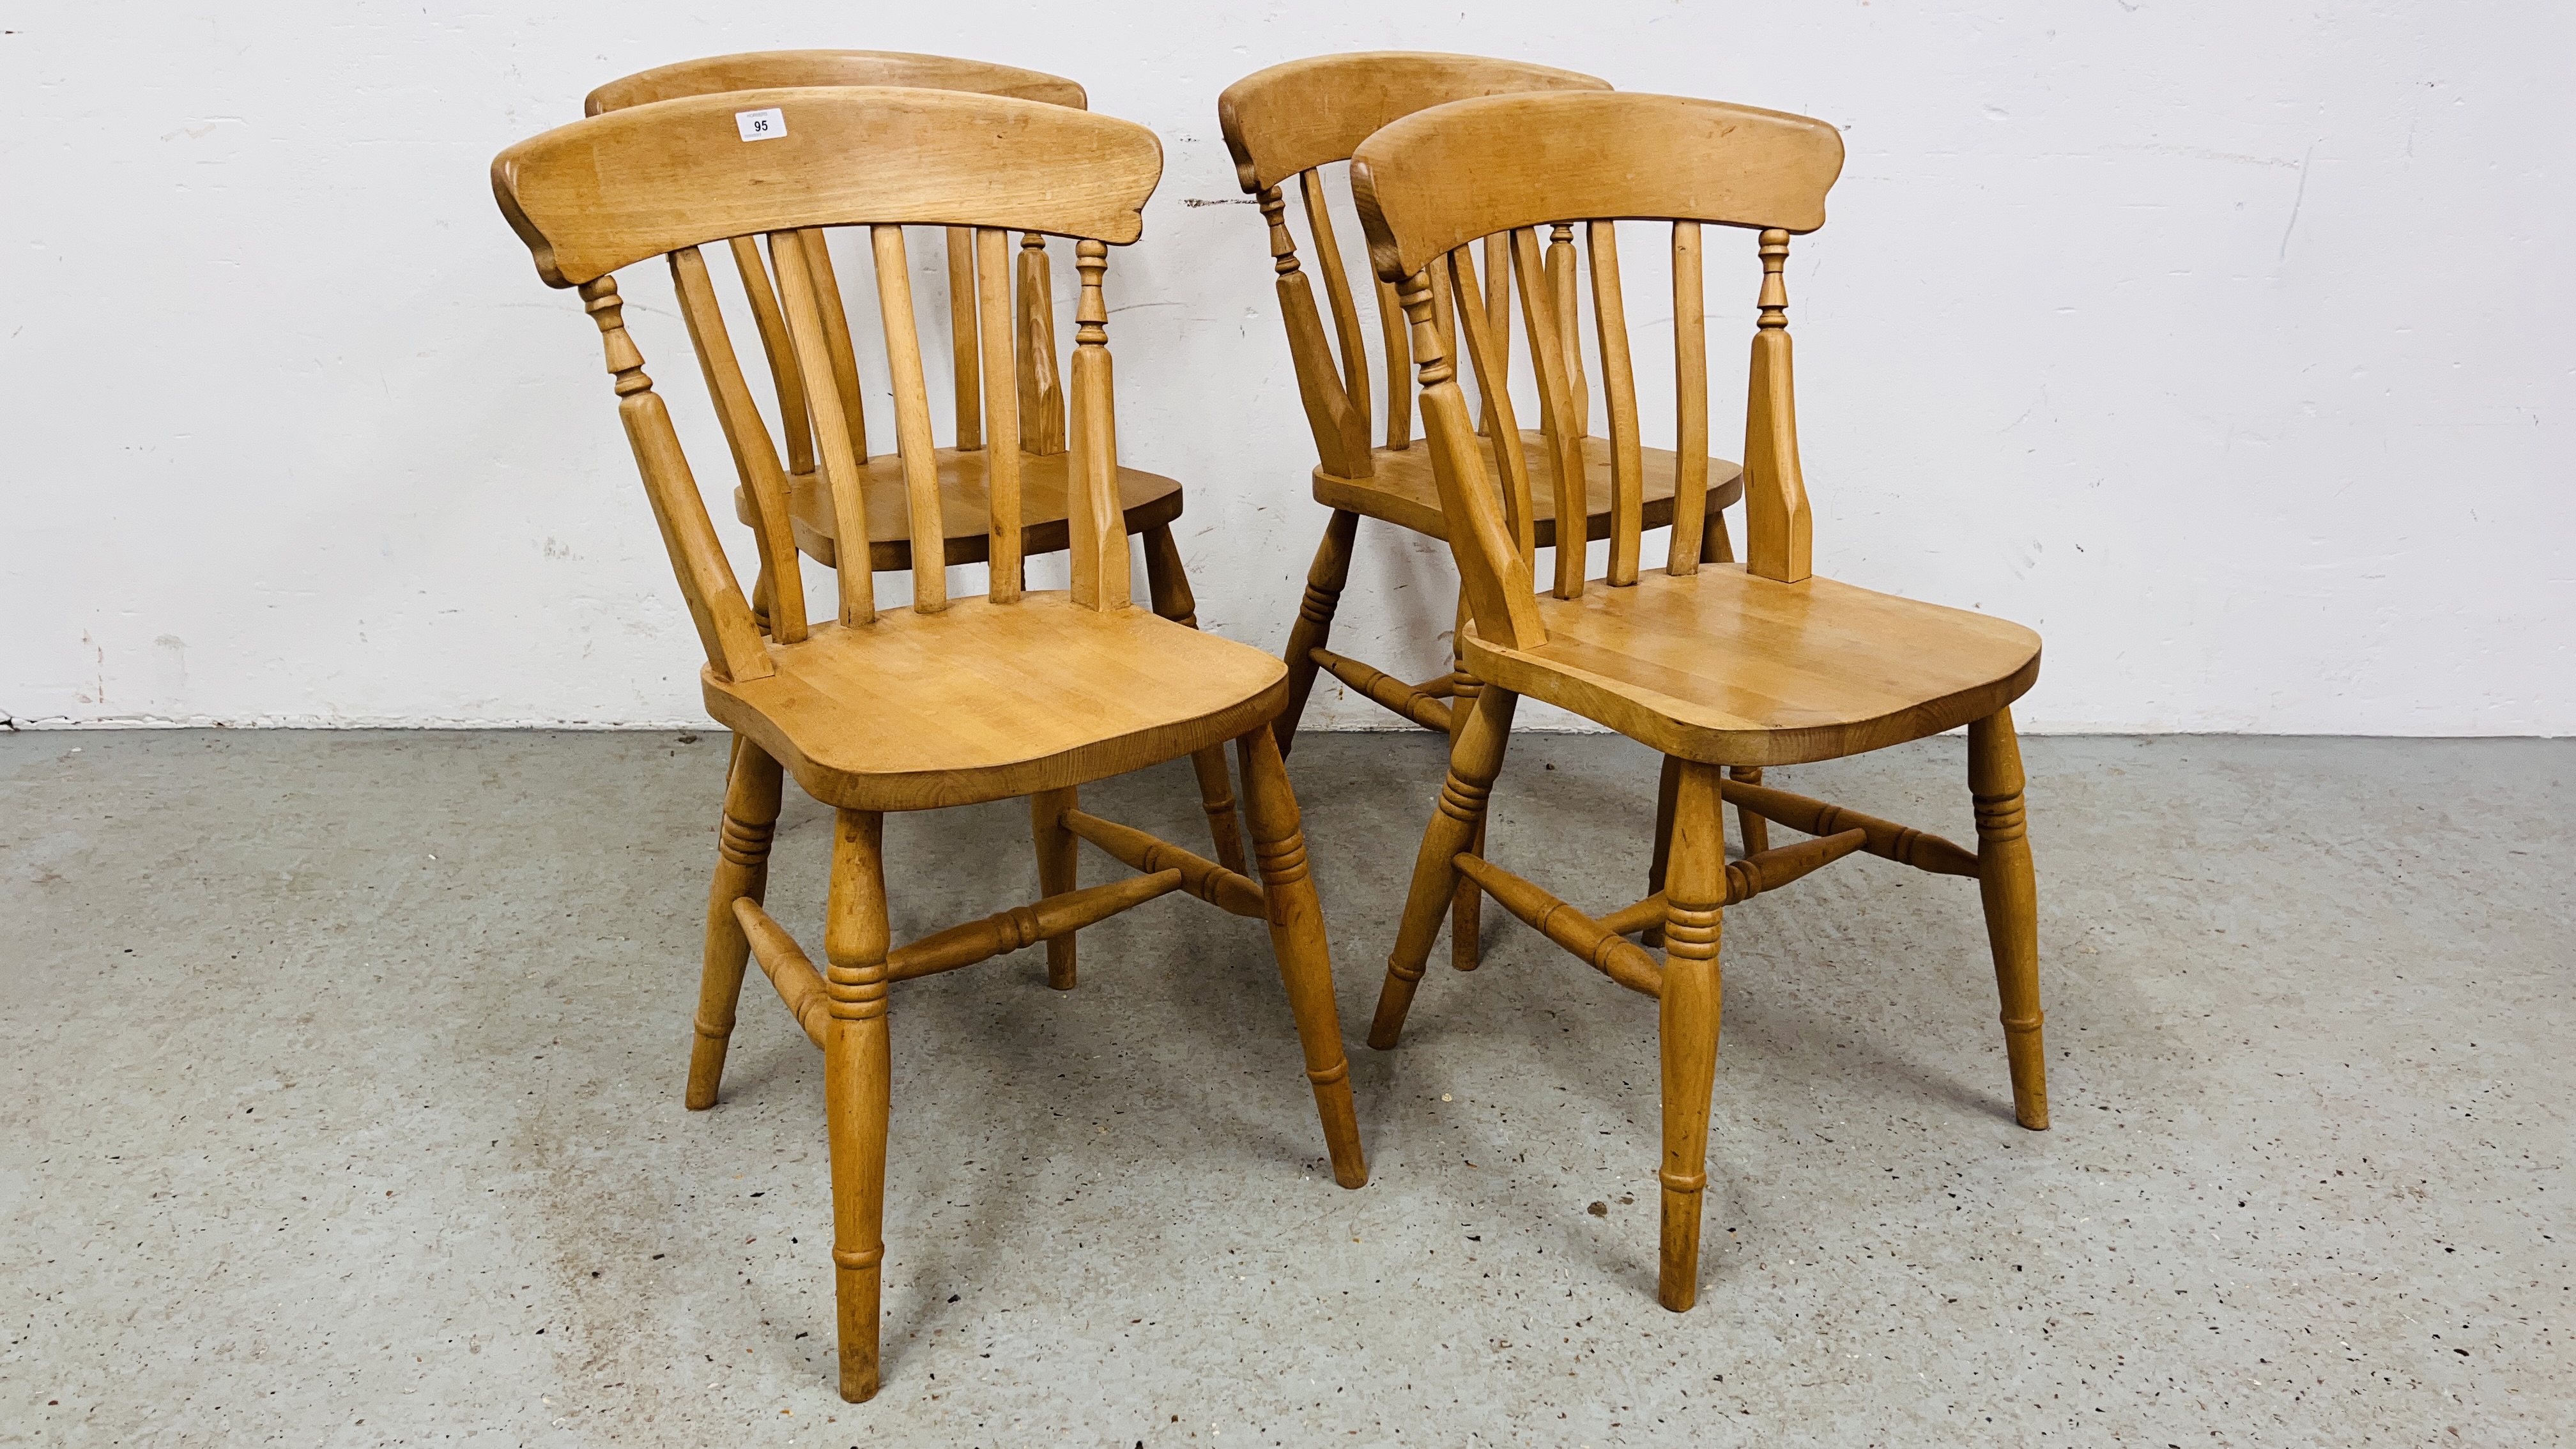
[
  {"left": 1446, "top": 245, "right": 1536, "bottom": 562},
  {"left": 871, "top": 226, "right": 949, "bottom": 615},
  {"left": 728, "top": 235, "right": 813, "bottom": 477},
  {"left": 1666, "top": 221, "right": 1710, "bottom": 576},
  {"left": 670, "top": 245, "right": 807, "bottom": 644},
  {"left": 795, "top": 230, "right": 870, "bottom": 462},
  {"left": 1547, "top": 224, "right": 1590, "bottom": 441},
  {"left": 1298, "top": 169, "right": 1373, "bottom": 450},
  {"left": 1374, "top": 275, "right": 1412, "bottom": 450},
  {"left": 770, "top": 229, "right": 875, "bottom": 625},
  {"left": 1016, "top": 234, "right": 1066, "bottom": 455},
  {"left": 578, "top": 277, "right": 772, "bottom": 682},
  {"left": 1743, "top": 228, "right": 1813, "bottom": 583},
  {"left": 945, "top": 227, "right": 982, "bottom": 451},
  {"left": 974, "top": 228, "right": 1023, "bottom": 602},
  {"left": 1586, "top": 221, "right": 1644, "bottom": 586},
  {"left": 1512, "top": 227, "right": 1588, "bottom": 599},
  {"left": 1400, "top": 269, "right": 1544, "bottom": 652},
  {"left": 1064, "top": 240, "right": 1128, "bottom": 611},
  {"left": 1258, "top": 185, "right": 1368, "bottom": 477},
  {"left": 1478, "top": 232, "right": 1512, "bottom": 436}
]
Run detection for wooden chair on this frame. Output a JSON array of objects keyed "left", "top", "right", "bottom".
[
  {"left": 590, "top": 52, "right": 1252, "bottom": 882},
  {"left": 491, "top": 86, "right": 1368, "bottom": 1402},
  {"left": 1346, "top": 90, "right": 2050, "bottom": 1311},
  {"left": 1218, "top": 52, "right": 1751, "bottom": 972}
]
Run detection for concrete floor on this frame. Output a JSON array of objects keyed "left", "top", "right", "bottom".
[{"left": 2, "top": 730, "right": 2568, "bottom": 1445}]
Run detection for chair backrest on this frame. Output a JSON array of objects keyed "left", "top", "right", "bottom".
[
  {"left": 1351, "top": 91, "right": 1843, "bottom": 648},
  {"left": 1218, "top": 53, "right": 1609, "bottom": 479},
  {"left": 588, "top": 53, "right": 1087, "bottom": 482},
  {"left": 493, "top": 86, "right": 1163, "bottom": 683}
]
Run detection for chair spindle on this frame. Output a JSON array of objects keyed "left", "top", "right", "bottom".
[
  {"left": 1260, "top": 185, "right": 1367, "bottom": 476},
  {"left": 1546, "top": 223, "right": 1590, "bottom": 441},
  {"left": 1510, "top": 227, "right": 1588, "bottom": 598},
  {"left": 973, "top": 228, "right": 1025, "bottom": 601},
  {"left": 796, "top": 230, "right": 870, "bottom": 463},
  {"left": 1298, "top": 168, "right": 1373, "bottom": 449},
  {"left": 1666, "top": 221, "right": 1710, "bottom": 575},
  {"left": 946, "top": 226, "right": 983, "bottom": 450},
  {"left": 871, "top": 226, "right": 950, "bottom": 614},
  {"left": 770, "top": 229, "right": 875, "bottom": 625},
  {"left": 729, "top": 235, "right": 815, "bottom": 477},
  {"left": 1066, "top": 240, "right": 1128, "bottom": 610},
  {"left": 1743, "top": 227, "right": 1812, "bottom": 583},
  {"left": 1017, "top": 234, "right": 1066, "bottom": 454},
  {"left": 1586, "top": 220, "right": 1644, "bottom": 585},
  {"left": 671, "top": 245, "right": 808, "bottom": 643}
]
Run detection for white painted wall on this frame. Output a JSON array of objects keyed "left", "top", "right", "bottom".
[{"left": 4, "top": 3, "right": 2567, "bottom": 732}]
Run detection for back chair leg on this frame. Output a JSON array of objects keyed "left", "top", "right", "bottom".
[
  {"left": 1273, "top": 509, "right": 1360, "bottom": 759},
  {"left": 1644, "top": 755, "right": 1683, "bottom": 947},
  {"left": 687, "top": 738, "right": 785, "bottom": 1110},
  {"left": 1969, "top": 706, "right": 2050, "bottom": 1130},
  {"left": 1370, "top": 684, "right": 1519, "bottom": 1049},
  {"left": 822, "top": 808, "right": 894, "bottom": 1403},
  {"left": 1029, "top": 787, "right": 1081, "bottom": 990},
  {"left": 1727, "top": 765, "right": 1770, "bottom": 857},
  {"left": 1235, "top": 726, "right": 1369, "bottom": 1188},
  {"left": 1141, "top": 521, "right": 1250, "bottom": 874},
  {"left": 1656, "top": 761, "right": 1728, "bottom": 1312},
  {"left": 1448, "top": 587, "right": 1485, "bottom": 971}
]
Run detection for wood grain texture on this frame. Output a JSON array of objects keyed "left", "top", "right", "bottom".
[
  {"left": 1460, "top": 565, "right": 2042, "bottom": 767},
  {"left": 586, "top": 49, "right": 1086, "bottom": 115},
  {"left": 703, "top": 595, "right": 1289, "bottom": 813},
  {"left": 1349, "top": 91, "right": 1844, "bottom": 280},
  {"left": 496, "top": 87, "right": 1162, "bottom": 287},
  {"left": 1218, "top": 51, "right": 1607, "bottom": 193}
]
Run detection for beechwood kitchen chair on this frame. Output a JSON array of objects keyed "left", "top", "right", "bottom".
[
  {"left": 492, "top": 86, "right": 1367, "bottom": 1401},
  {"left": 590, "top": 51, "right": 1257, "bottom": 916},
  {"left": 1348, "top": 90, "right": 2050, "bottom": 1310},
  {"left": 1218, "top": 53, "right": 1755, "bottom": 973}
]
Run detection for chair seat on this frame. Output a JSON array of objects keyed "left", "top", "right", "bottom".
[
  {"left": 1312, "top": 432, "right": 1745, "bottom": 545},
  {"left": 1463, "top": 565, "right": 2042, "bottom": 769},
  {"left": 731, "top": 448, "right": 1186, "bottom": 572},
  {"left": 703, "top": 593, "right": 1289, "bottom": 812}
]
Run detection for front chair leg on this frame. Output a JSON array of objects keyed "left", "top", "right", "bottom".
[
  {"left": 1656, "top": 761, "right": 1728, "bottom": 1312},
  {"left": 1235, "top": 725, "right": 1368, "bottom": 1188},
  {"left": 1370, "top": 684, "right": 1518, "bottom": 1049},
  {"left": 1273, "top": 509, "right": 1360, "bottom": 759},
  {"left": 687, "top": 737, "right": 785, "bottom": 1110},
  {"left": 1969, "top": 706, "right": 2049, "bottom": 1130},
  {"left": 1140, "top": 522, "right": 1252, "bottom": 875},
  {"left": 823, "top": 808, "right": 893, "bottom": 1402},
  {"left": 1030, "top": 787, "right": 1080, "bottom": 990}
]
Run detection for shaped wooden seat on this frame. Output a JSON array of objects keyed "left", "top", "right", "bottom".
[
  {"left": 1348, "top": 88, "right": 2050, "bottom": 1314},
  {"left": 1221, "top": 52, "right": 1744, "bottom": 974},
  {"left": 588, "top": 50, "right": 1250, "bottom": 879},
  {"left": 1317, "top": 431, "right": 1737, "bottom": 546},
  {"left": 493, "top": 86, "right": 1366, "bottom": 1404},
  {"left": 709, "top": 594, "right": 1285, "bottom": 811},
  {"left": 749, "top": 448, "right": 1181, "bottom": 571},
  {"left": 1463, "top": 565, "right": 2042, "bottom": 767}
]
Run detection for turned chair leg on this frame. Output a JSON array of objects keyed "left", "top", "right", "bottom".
[
  {"left": 1236, "top": 726, "right": 1369, "bottom": 1188},
  {"left": 1029, "top": 786, "right": 1080, "bottom": 990},
  {"left": 822, "top": 808, "right": 894, "bottom": 1402},
  {"left": 1969, "top": 706, "right": 2049, "bottom": 1130},
  {"left": 1273, "top": 509, "right": 1360, "bottom": 760},
  {"left": 1448, "top": 586, "right": 1484, "bottom": 972},
  {"left": 686, "top": 737, "right": 785, "bottom": 1110},
  {"left": 1644, "top": 755, "right": 1682, "bottom": 947},
  {"left": 1140, "top": 521, "right": 1250, "bottom": 875},
  {"left": 1370, "top": 684, "right": 1519, "bottom": 1049},
  {"left": 1656, "top": 761, "right": 1728, "bottom": 1312},
  {"left": 1728, "top": 765, "right": 1770, "bottom": 857}
]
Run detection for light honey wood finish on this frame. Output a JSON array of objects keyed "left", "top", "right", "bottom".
[
  {"left": 590, "top": 58, "right": 1248, "bottom": 919},
  {"left": 494, "top": 87, "right": 1365, "bottom": 1403},
  {"left": 1351, "top": 88, "right": 2051, "bottom": 1315},
  {"left": 1219, "top": 52, "right": 1745, "bottom": 762}
]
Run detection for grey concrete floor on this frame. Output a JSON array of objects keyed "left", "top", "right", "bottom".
[{"left": 2, "top": 730, "right": 2569, "bottom": 1446}]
